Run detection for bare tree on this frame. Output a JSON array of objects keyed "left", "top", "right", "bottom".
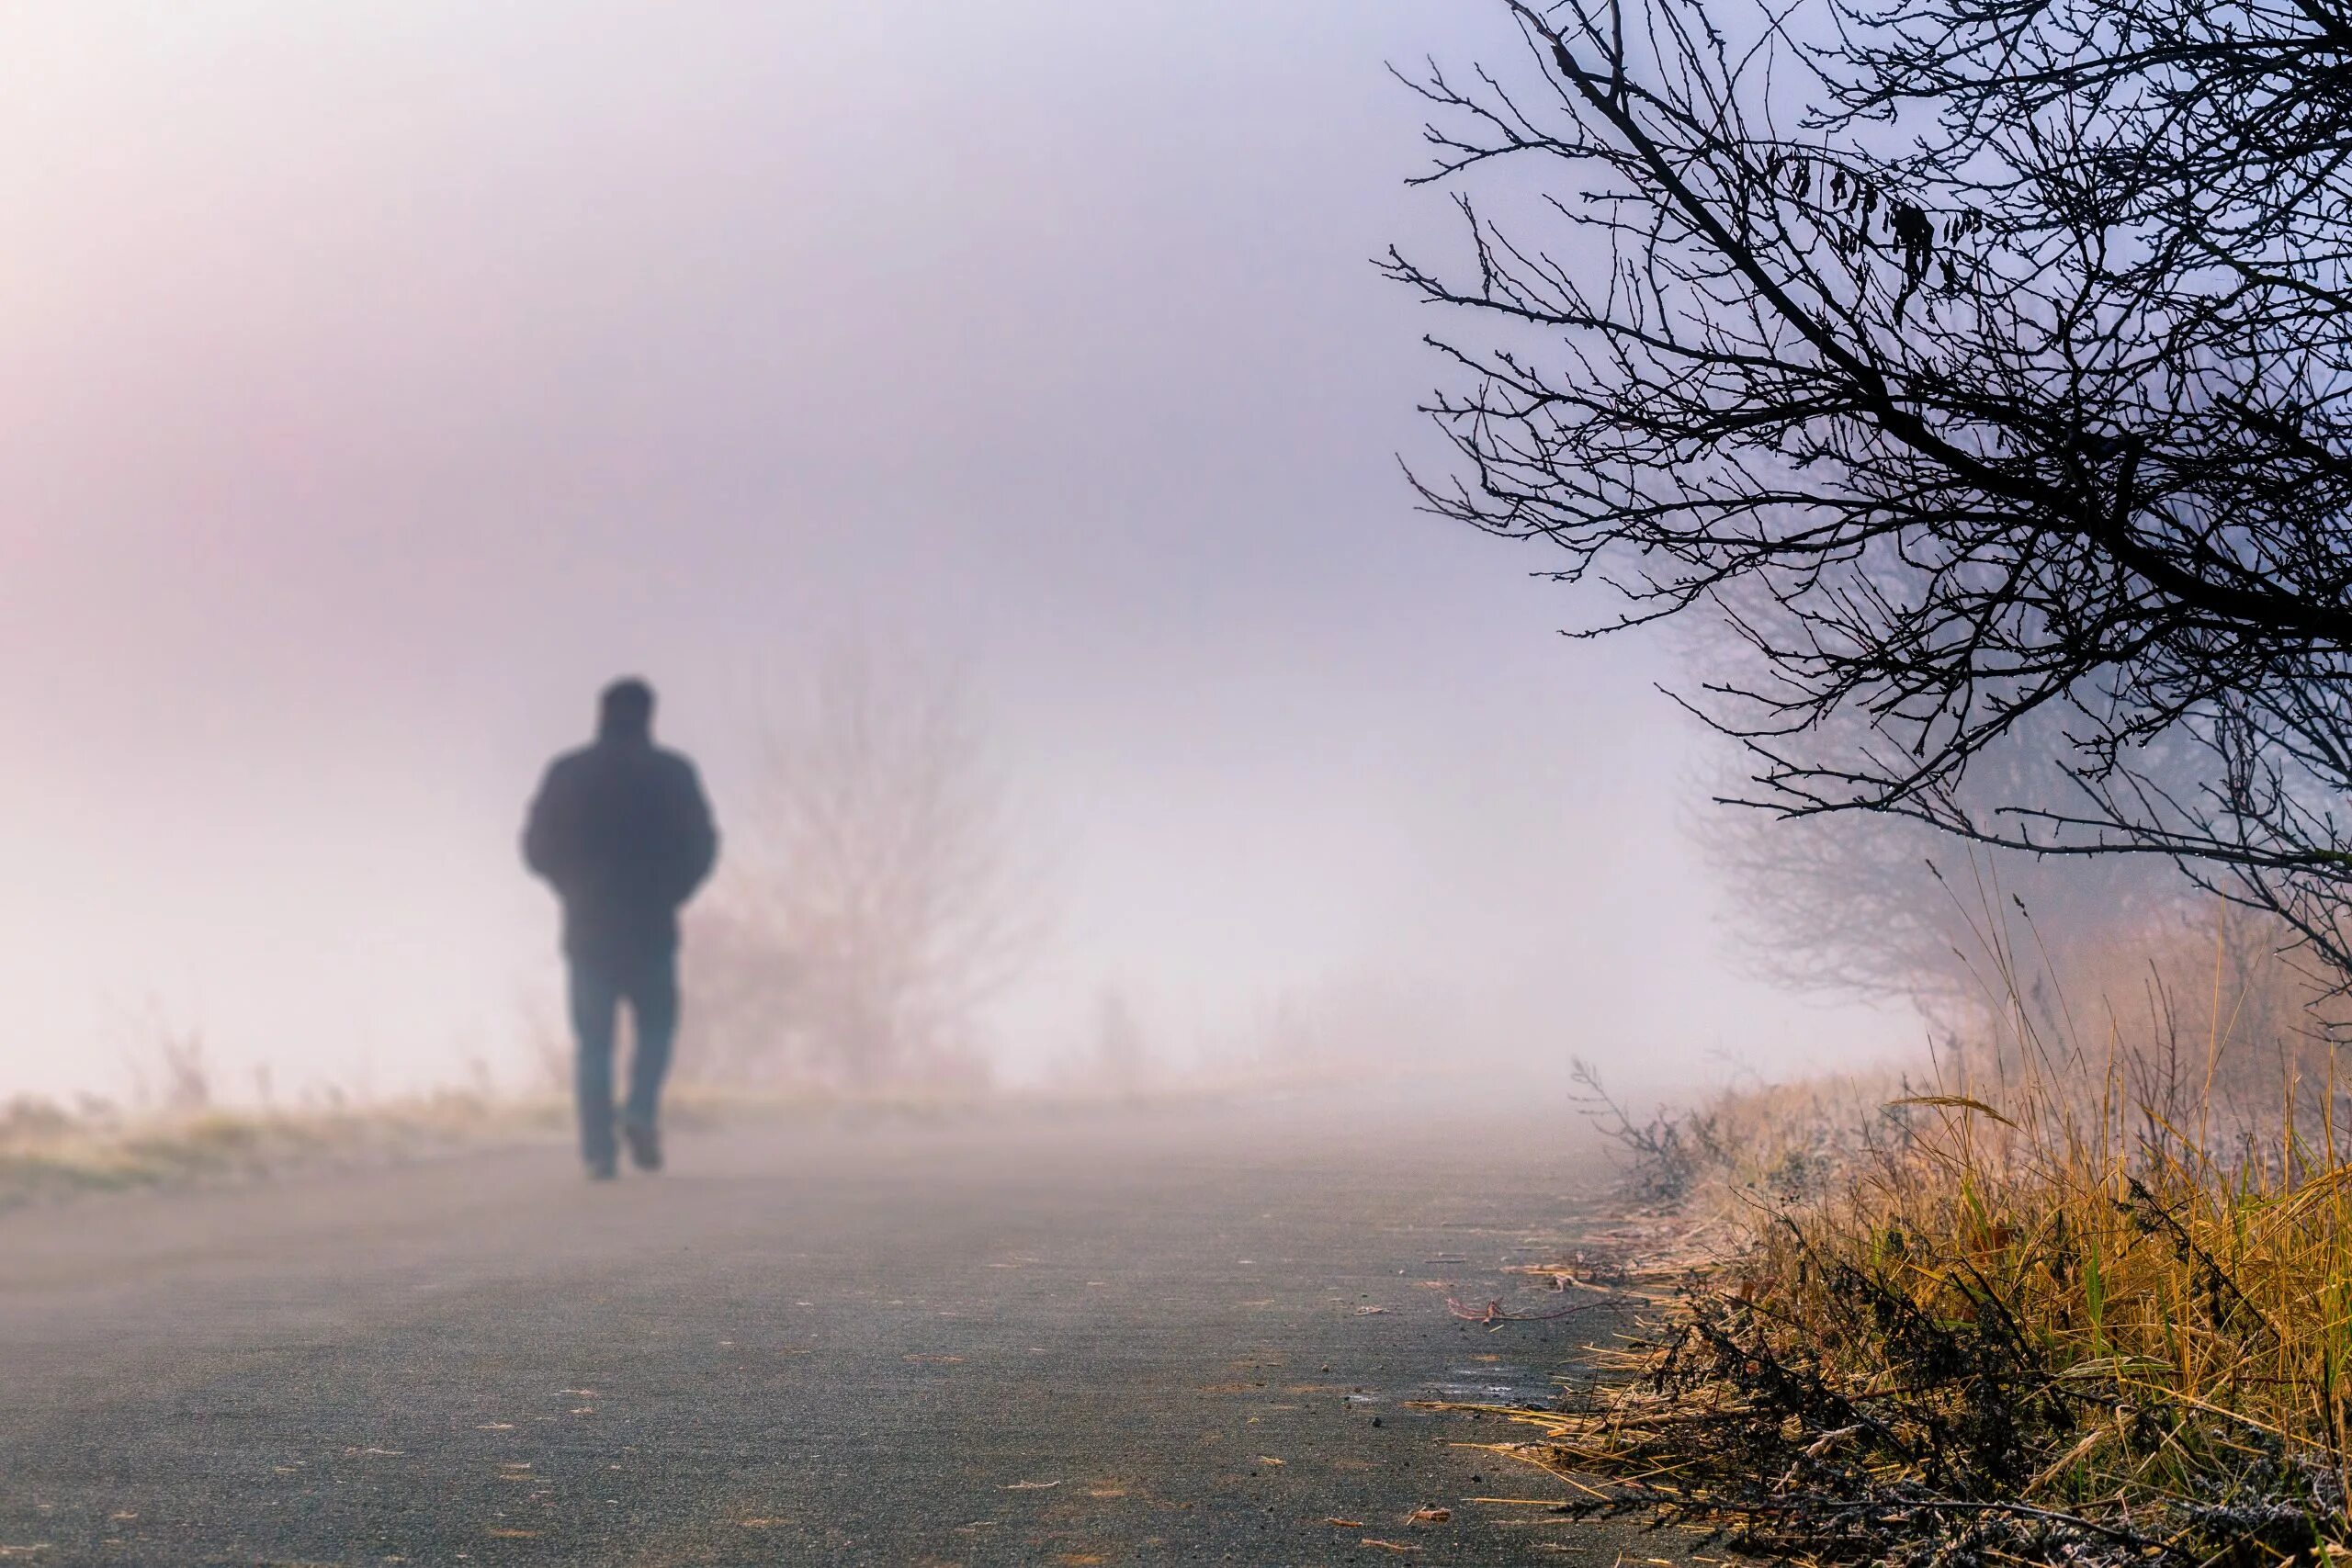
[
  {"left": 1697, "top": 687, "right": 2352, "bottom": 1123},
  {"left": 684, "top": 655, "right": 1042, "bottom": 1090},
  {"left": 1697, "top": 698, "right": 2198, "bottom": 999},
  {"left": 1080, "top": 988, "right": 1153, "bottom": 1097},
  {"left": 1385, "top": 0, "right": 2352, "bottom": 982}
]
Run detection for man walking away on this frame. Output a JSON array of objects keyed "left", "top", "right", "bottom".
[{"left": 524, "top": 678, "right": 718, "bottom": 1179}]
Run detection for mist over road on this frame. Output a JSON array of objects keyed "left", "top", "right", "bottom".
[{"left": 0, "top": 1093, "right": 1643, "bottom": 1565}]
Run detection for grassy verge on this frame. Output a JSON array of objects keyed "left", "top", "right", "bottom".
[
  {"left": 0, "top": 1083, "right": 993, "bottom": 1210},
  {"left": 0, "top": 1091, "right": 581, "bottom": 1209},
  {"left": 0, "top": 1068, "right": 1329, "bottom": 1213},
  {"left": 1464, "top": 1052, "right": 2352, "bottom": 1565}
]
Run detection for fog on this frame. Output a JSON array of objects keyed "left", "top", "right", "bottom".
[{"left": 0, "top": 1, "right": 1891, "bottom": 1105}]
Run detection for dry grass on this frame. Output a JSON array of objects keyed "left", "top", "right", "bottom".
[
  {"left": 0, "top": 1065, "right": 1335, "bottom": 1213},
  {"left": 0, "top": 1082, "right": 983, "bottom": 1209},
  {"left": 0, "top": 1090, "right": 577, "bottom": 1208},
  {"left": 1494, "top": 919, "right": 2352, "bottom": 1563}
]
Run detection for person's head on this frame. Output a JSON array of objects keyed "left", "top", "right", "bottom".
[{"left": 597, "top": 677, "right": 655, "bottom": 741}]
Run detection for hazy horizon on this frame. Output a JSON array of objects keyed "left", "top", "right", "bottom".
[{"left": 0, "top": 1, "right": 1896, "bottom": 1107}]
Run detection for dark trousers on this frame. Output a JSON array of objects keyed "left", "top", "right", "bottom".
[{"left": 568, "top": 950, "right": 678, "bottom": 1168}]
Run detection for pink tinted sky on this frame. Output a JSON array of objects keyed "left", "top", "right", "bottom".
[{"left": 0, "top": 1, "right": 1893, "bottom": 1102}]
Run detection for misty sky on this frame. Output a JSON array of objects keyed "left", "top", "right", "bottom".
[{"left": 0, "top": 2, "right": 1892, "bottom": 1103}]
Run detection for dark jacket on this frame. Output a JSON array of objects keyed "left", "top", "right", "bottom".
[{"left": 523, "top": 721, "right": 718, "bottom": 966}]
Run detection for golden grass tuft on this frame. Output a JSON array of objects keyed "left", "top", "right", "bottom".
[{"left": 1514, "top": 918, "right": 2352, "bottom": 1562}]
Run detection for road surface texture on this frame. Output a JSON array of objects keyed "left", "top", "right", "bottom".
[{"left": 0, "top": 1093, "right": 1663, "bottom": 1565}]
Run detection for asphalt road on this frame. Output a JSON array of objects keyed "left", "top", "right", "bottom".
[{"left": 0, "top": 1092, "right": 1655, "bottom": 1565}]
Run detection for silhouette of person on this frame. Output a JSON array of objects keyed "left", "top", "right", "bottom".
[{"left": 524, "top": 678, "right": 718, "bottom": 1179}]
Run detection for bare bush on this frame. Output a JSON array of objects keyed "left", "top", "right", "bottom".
[{"left": 684, "top": 656, "right": 1041, "bottom": 1090}]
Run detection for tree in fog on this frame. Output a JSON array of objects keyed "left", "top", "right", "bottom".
[
  {"left": 1080, "top": 988, "right": 1153, "bottom": 1096},
  {"left": 1697, "top": 714, "right": 2196, "bottom": 1005},
  {"left": 686, "top": 657, "right": 1042, "bottom": 1089},
  {"left": 1387, "top": 0, "right": 2352, "bottom": 982}
]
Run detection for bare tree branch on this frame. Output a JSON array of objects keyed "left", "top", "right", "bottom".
[{"left": 1389, "top": 0, "right": 2352, "bottom": 987}]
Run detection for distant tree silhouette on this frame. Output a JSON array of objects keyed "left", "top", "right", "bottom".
[
  {"left": 686, "top": 655, "right": 1041, "bottom": 1090},
  {"left": 1387, "top": 0, "right": 2352, "bottom": 984},
  {"left": 1696, "top": 707, "right": 2195, "bottom": 1003}
]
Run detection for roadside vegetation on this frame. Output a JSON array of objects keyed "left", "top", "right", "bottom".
[
  {"left": 1388, "top": 0, "right": 2352, "bottom": 1555},
  {"left": 0, "top": 1077, "right": 1082, "bottom": 1212},
  {"left": 0, "top": 1089, "right": 575, "bottom": 1209},
  {"left": 1493, "top": 900, "right": 2352, "bottom": 1563},
  {"left": 0, "top": 1021, "right": 1342, "bottom": 1214}
]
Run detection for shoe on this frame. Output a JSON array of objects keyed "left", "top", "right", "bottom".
[
  {"left": 621, "top": 1118, "right": 662, "bottom": 1173},
  {"left": 587, "top": 1156, "right": 618, "bottom": 1181}
]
